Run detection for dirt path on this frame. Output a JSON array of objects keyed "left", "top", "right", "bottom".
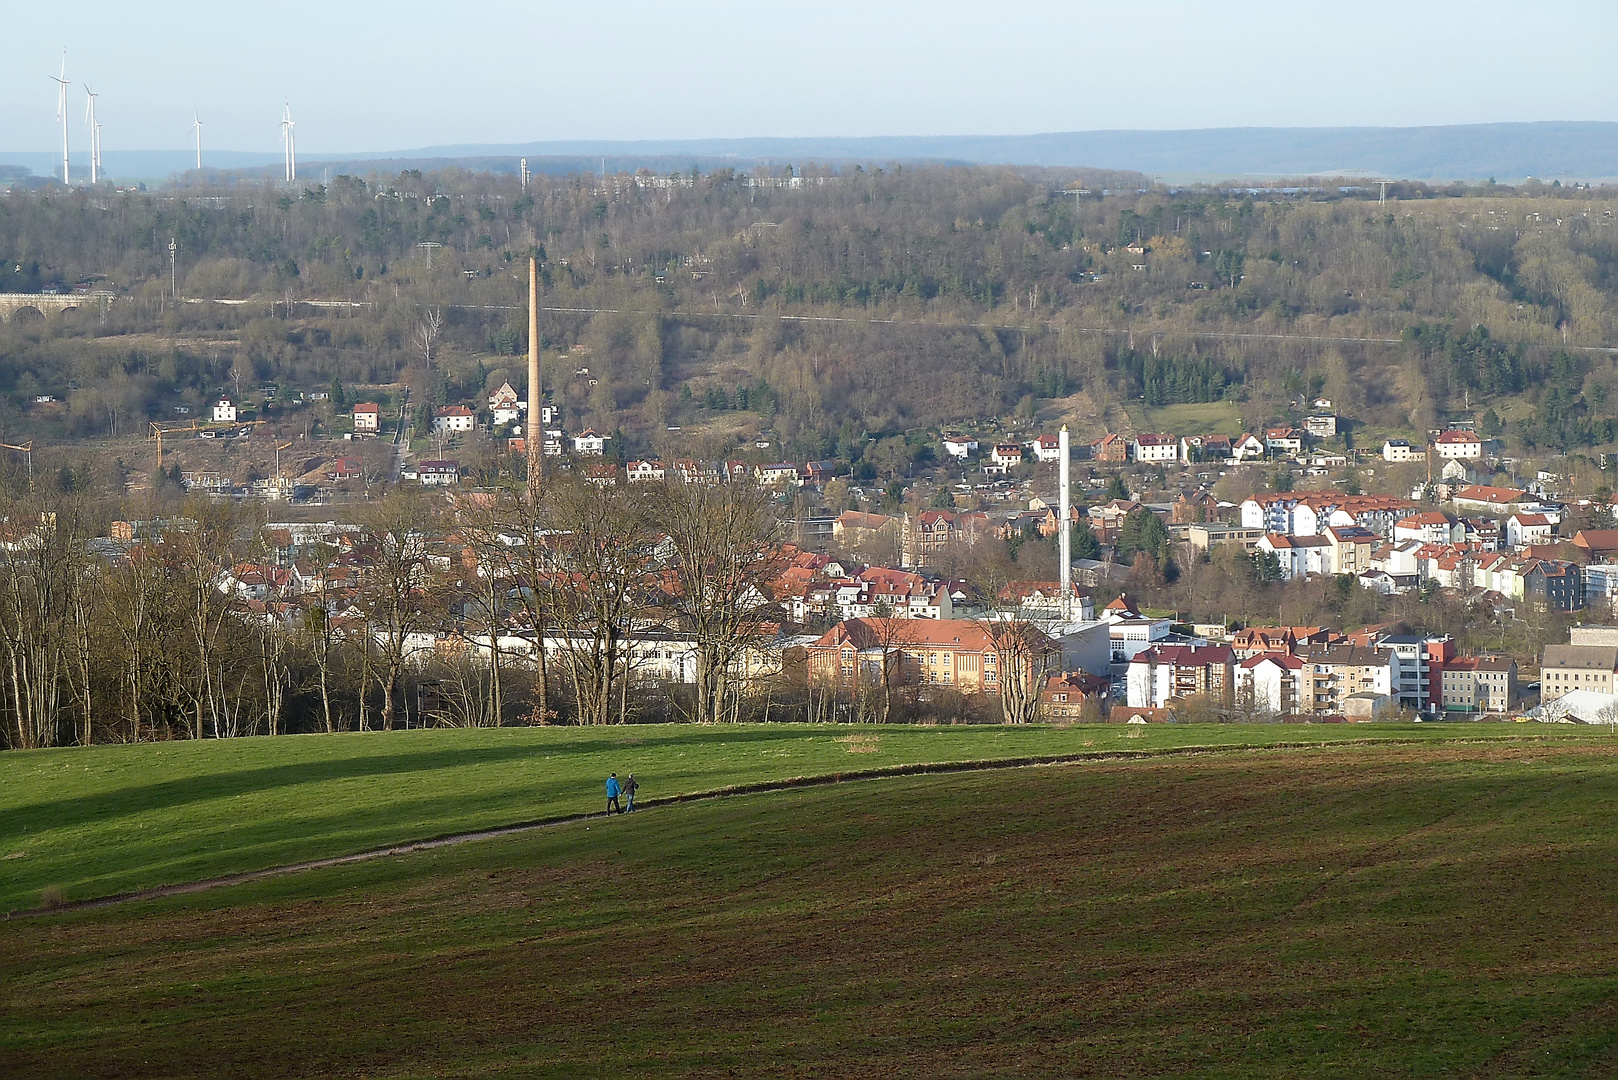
[{"left": 6, "top": 734, "right": 1584, "bottom": 919}]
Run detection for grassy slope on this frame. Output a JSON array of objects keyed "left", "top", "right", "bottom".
[
  {"left": 0, "top": 724, "right": 1593, "bottom": 913},
  {"left": 3, "top": 740, "right": 1617, "bottom": 1078}
]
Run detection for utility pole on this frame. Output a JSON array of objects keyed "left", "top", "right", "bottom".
[
  {"left": 169, "top": 238, "right": 178, "bottom": 302},
  {"left": 416, "top": 240, "right": 441, "bottom": 270}
]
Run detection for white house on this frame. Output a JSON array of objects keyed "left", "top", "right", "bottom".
[
  {"left": 986, "top": 443, "right": 1024, "bottom": 474},
  {"left": 406, "top": 460, "right": 460, "bottom": 486},
  {"left": 1434, "top": 430, "right": 1483, "bottom": 461},
  {"left": 352, "top": 402, "right": 381, "bottom": 433},
  {"left": 942, "top": 435, "right": 979, "bottom": 460},
  {"left": 1304, "top": 414, "right": 1338, "bottom": 438},
  {"left": 1506, "top": 512, "right": 1553, "bottom": 548},
  {"left": 432, "top": 405, "right": 476, "bottom": 435},
  {"left": 212, "top": 397, "right": 238, "bottom": 423},
  {"left": 1028, "top": 434, "right": 1063, "bottom": 463},
  {"left": 571, "top": 429, "right": 609, "bottom": 455},
  {"left": 1231, "top": 433, "right": 1268, "bottom": 461},
  {"left": 1382, "top": 439, "right": 1425, "bottom": 463},
  {"left": 1258, "top": 533, "right": 1331, "bottom": 580},
  {"left": 1131, "top": 433, "right": 1179, "bottom": 464},
  {"left": 1235, "top": 653, "right": 1304, "bottom": 716},
  {"left": 488, "top": 381, "right": 525, "bottom": 425},
  {"left": 755, "top": 462, "right": 800, "bottom": 486},
  {"left": 1265, "top": 428, "right": 1304, "bottom": 455},
  {"left": 626, "top": 459, "right": 667, "bottom": 483}
]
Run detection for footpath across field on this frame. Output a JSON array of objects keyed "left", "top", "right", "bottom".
[{"left": 0, "top": 722, "right": 1603, "bottom": 913}]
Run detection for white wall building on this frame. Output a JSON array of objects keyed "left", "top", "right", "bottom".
[{"left": 432, "top": 406, "right": 476, "bottom": 434}]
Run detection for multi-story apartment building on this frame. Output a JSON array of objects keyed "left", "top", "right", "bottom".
[
  {"left": 900, "top": 509, "right": 989, "bottom": 568},
  {"left": 1539, "top": 644, "right": 1618, "bottom": 703},
  {"left": 1131, "top": 433, "right": 1179, "bottom": 464},
  {"left": 1299, "top": 644, "right": 1395, "bottom": 714},
  {"left": 1126, "top": 644, "right": 1235, "bottom": 709},
  {"left": 1440, "top": 655, "right": 1519, "bottom": 713}
]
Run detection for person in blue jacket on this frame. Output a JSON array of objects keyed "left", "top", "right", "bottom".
[{"left": 605, "top": 772, "right": 623, "bottom": 815}]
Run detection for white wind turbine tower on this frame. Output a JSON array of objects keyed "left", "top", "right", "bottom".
[
  {"left": 84, "top": 86, "right": 101, "bottom": 184},
  {"left": 190, "top": 112, "right": 202, "bottom": 172},
  {"left": 49, "top": 52, "right": 70, "bottom": 184},
  {"left": 280, "top": 102, "right": 296, "bottom": 182}
]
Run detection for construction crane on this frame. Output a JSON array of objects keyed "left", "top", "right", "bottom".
[
  {"left": 0, "top": 441, "right": 33, "bottom": 491},
  {"left": 150, "top": 418, "right": 266, "bottom": 476}
]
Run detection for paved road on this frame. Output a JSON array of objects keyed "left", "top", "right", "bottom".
[{"left": 181, "top": 296, "right": 1618, "bottom": 356}]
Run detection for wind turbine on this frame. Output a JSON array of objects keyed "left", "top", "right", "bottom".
[
  {"left": 190, "top": 112, "right": 202, "bottom": 172},
  {"left": 280, "top": 102, "right": 296, "bottom": 182},
  {"left": 84, "top": 86, "right": 101, "bottom": 184},
  {"left": 49, "top": 51, "right": 70, "bottom": 184}
]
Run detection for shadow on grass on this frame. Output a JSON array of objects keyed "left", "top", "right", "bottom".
[{"left": 1, "top": 726, "right": 819, "bottom": 836}]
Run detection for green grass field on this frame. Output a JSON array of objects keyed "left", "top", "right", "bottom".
[
  {"left": 0, "top": 723, "right": 1590, "bottom": 914},
  {"left": 1125, "top": 400, "right": 1247, "bottom": 437},
  {"left": 3, "top": 736, "right": 1617, "bottom": 1077}
]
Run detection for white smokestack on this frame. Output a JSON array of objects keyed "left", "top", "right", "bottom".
[{"left": 1059, "top": 425, "right": 1071, "bottom": 621}]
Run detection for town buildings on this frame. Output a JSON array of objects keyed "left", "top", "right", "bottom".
[{"left": 806, "top": 617, "right": 1052, "bottom": 695}]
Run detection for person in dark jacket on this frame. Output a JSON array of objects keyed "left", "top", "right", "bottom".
[
  {"left": 623, "top": 773, "right": 639, "bottom": 812},
  {"left": 605, "top": 773, "right": 622, "bottom": 815}
]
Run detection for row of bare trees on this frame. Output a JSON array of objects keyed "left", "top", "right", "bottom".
[{"left": 0, "top": 474, "right": 793, "bottom": 749}]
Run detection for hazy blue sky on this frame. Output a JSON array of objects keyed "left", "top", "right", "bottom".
[{"left": 3, "top": 1, "right": 1616, "bottom": 153}]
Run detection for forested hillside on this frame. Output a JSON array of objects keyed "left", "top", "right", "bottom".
[{"left": 3, "top": 166, "right": 1618, "bottom": 463}]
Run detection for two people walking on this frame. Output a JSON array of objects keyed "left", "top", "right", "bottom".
[{"left": 605, "top": 772, "right": 639, "bottom": 815}]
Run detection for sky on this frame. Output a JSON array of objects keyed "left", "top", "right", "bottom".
[{"left": 3, "top": 1, "right": 1616, "bottom": 154}]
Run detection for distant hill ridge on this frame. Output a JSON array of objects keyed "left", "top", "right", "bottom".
[{"left": 6, "top": 122, "right": 1618, "bottom": 183}]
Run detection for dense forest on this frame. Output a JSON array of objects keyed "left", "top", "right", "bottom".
[{"left": 4, "top": 165, "right": 1618, "bottom": 467}]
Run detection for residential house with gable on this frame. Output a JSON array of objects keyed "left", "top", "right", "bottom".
[
  {"left": 571, "top": 430, "right": 610, "bottom": 456},
  {"left": 1028, "top": 434, "right": 1063, "bottom": 463},
  {"left": 1230, "top": 433, "right": 1268, "bottom": 461},
  {"left": 1265, "top": 427, "right": 1304, "bottom": 455},
  {"left": 987, "top": 443, "right": 1025, "bottom": 473},
  {"left": 1235, "top": 653, "right": 1305, "bottom": 716},
  {"left": 1180, "top": 433, "right": 1233, "bottom": 463},
  {"left": 1091, "top": 433, "right": 1129, "bottom": 464},
  {"left": 1507, "top": 512, "right": 1554, "bottom": 548}
]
